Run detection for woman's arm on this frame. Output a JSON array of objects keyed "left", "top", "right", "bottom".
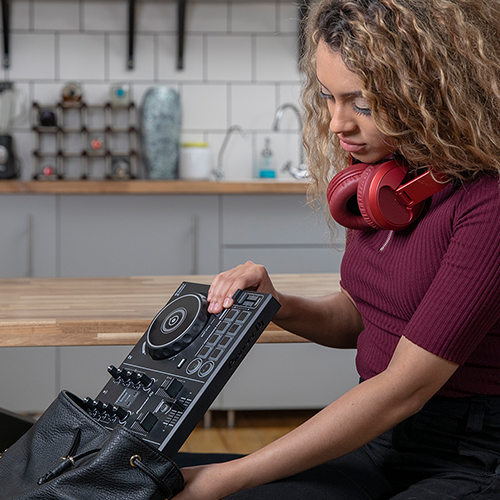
[
  {"left": 174, "top": 336, "right": 459, "bottom": 500},
  {"left": 207, "top": 261, "right": 364, "bottom": 348}
]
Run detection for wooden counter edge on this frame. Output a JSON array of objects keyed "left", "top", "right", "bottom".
[
  {"left": 0, "top": 322, "right": 306, "bottom": 347},
  {"left": 0, "top": 180, "right": 309, "bottom": 195}
]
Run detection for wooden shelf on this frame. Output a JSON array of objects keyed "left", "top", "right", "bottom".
[{"left": 0, "top": 179, "right": 309, "bottom": 195}]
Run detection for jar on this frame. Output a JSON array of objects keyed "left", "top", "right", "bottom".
[{"left": 179, "top": 142, "right": 212, "bottom": 180}]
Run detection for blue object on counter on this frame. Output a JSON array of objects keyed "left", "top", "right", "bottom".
[
  {"left": 140, "top": 87, "right": 182, "bottom": 179},
  {"left": 259, "top": 170, "right": 276, "bottom": 178},
  {"left": 257, "top": 138, "right": 276, "bottom": 179}
]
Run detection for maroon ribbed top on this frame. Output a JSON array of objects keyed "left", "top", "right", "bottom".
[{"left": 341, "top": 174, "right": 500, "bottom": 397}]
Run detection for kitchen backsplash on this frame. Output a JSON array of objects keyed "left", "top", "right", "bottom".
[{"left": 3, "top": 0, "right": 304, "bottom": 181}]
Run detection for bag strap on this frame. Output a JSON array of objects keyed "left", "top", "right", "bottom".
[
  {"left": 38, "top": 448, "right": 101, "bottom": 485},
  {"left": 39, "top": 450, "right": 178, "bottom": 499},
  {"left": 130, "top": 454, "right": 175, "bottom": 499}
]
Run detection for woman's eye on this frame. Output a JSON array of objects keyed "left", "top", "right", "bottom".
[
  {"left": 318, "top": 90, "right": 333, "bottom": 100},
  {"left": 353, "top": 105, "right": 372, "bottom": 116}
]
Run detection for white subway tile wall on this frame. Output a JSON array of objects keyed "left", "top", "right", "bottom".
[{"left": 4, "top": 0, "right": 304, "bottom": 180}]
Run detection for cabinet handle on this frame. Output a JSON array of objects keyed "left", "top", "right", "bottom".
[
  {"left": 27, "top": 214, "right": 34, "bottom": 278},
  {"left": 191, "top": 214, "right": 199, "bottom": 275}
]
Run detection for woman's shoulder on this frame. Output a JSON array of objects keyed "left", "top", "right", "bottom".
[
  {"left": 456, "top": 172, "right": 499, "bottom": 195},
  {"left": 446, "top": 173, "right": 500, "bottom": 227},
  {"left": 441, "top": 172, "right": 500, "bottom": 208}
]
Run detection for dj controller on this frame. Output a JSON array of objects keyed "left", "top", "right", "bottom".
[{"left": 80, "top": 282, "right": 280, "bottom": 457}]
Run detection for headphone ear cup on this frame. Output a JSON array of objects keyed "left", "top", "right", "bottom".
[
  {"left": 357, "top": 161, "right": 425, "bottom": 230},
  {"left": 357, "top": 164, "right": 387, "bottom": 230},
  {"left": 327, "top": 164, "right": 373, "bottom": 230}
]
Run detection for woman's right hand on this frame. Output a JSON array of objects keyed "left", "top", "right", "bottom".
[{"left": 207, "top": 261, "right": 279, "bottom": 315}]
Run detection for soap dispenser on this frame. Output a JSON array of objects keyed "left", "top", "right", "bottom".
[{"left": 257, "top": 138, "right": 276, "bottom": 178}]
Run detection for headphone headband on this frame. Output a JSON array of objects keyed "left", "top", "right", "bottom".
[{"left": 395, "top": 170, "right": 448, "bottom": 207}]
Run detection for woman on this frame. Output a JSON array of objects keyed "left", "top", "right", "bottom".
[{"left": 173, "top": 1, "right": 500, "bottom": 498}]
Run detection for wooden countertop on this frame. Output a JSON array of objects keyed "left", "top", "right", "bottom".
[
  {"left": 0, "top": 273, "right": 340, "bottom": 347},
  {"left": 0, "top": 180, "right": 309, "bottom": 195}
]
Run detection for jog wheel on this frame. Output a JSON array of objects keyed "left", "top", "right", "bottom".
[{"left": 146, "top": 293, "right": 210, "bottom": 360}]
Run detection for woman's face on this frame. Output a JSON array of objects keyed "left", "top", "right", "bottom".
[{"left": 316, "top": 39, "right": 397, "bottom": 164}]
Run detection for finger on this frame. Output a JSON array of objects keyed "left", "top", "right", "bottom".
[{"left": 208, "top": 263, "right": 260, "bottom": 314}]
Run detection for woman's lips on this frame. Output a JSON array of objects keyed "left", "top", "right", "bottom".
[{"left": 339, "top": 138, "right": 365, "bottom": 154}]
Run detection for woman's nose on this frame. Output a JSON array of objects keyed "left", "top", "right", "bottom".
[{"left": 329, "top": 106, "right": 357, "bottom": 135}]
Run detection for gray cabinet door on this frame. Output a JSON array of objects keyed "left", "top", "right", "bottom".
[
  {"left": 0, "top": 347, "right": 57, "bottom": 413},
  {"left": 58, "top": 195, "right": 220, "bottom": 277},
  {"left": 216, "top": 344, "right": 358, "bottom": 410},
  {"left": 0, "top": 195, "right": 56, "bottom": 278}
]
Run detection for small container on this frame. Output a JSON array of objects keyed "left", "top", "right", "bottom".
[
  {"left": 257, "top": 138, "right": 276, "bottom": 179},
  {"left": 179, "top": 142, "right": 211, "bottom": 180},
  {"left": 110, "top": 83, "right": 130, "bottom": 107}
]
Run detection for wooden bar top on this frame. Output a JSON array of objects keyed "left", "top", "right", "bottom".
[
  {"left": 0, "top": 180, "right": 308, "bottom": 195},
  {"left": 0, "top": 274, "right": 340, "bottom": 348}
]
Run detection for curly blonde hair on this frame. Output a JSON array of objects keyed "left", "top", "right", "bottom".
[{"left": 301, "top": 0, "right": 500, "bottom": 211}]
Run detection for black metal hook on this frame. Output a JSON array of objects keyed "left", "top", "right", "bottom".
[
  {"left": 177, "top": 0, "right": 186, "bottom": 70},
  {"left": 127, "top": 0, "right": 135, "bottom": 70},
  {"left": 1, "top": 0, "right": 10, "bottom": 69}
]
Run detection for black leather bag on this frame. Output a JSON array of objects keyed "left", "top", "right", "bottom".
[{"left": 0, "top": 390, "right": 184, "bottom": 499}]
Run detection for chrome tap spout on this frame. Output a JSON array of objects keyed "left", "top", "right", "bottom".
[
  {"left": 272, "top": 103, "right": 308, "bottom": 178},
  {"left": 213, "top": 125, "right": 246, "bottom": 181}
]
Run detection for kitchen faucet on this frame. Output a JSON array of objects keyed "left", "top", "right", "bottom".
[
  {"left": 213, "top": 125, "right": 246, "bottom": 181},
  {"left": 272, "top": 103, "right": 309, "bottom": 179}
]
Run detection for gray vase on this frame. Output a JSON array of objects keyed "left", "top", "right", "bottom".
[{"left": 140, "top": 87, "right": 182, "bottom": 179}]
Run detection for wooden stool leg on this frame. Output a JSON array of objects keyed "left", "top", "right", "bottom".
[
  {"left": 203, "top": 410, "right": 212, "bottom": 429},
  {"left": 227, "top": 409, "right": 235, "bottom": 429}
]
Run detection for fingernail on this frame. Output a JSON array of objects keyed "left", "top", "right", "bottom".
[{"left": 223, "top": 298, "right": 232, "bottom": 308}]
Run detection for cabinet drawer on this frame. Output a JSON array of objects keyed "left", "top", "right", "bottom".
[
  {"left": 222, "top": 194, "right": 342, "bottom": 246},
  {"left": 223, "top": 246, "right": 344, "bottom": 274}
]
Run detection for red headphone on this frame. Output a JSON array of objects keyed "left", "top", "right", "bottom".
[{"left": 327, "top": 157, "right": 448, "bottom": 230}]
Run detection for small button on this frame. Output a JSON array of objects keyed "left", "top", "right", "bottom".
[
  {"left": 219, "top": 335, "right": 232, "bottom": 348},
  {"left": 186, "top": 358, "right": 202, "bottom": 375},
  {"left": 232, "top": 290, "right": 248, "bottom": 305},
  {"left": 199, "top": 361, "right": 215, "bottom": 377},
  {"left": 209, "top": 348, "right": 224, "bottom": 361},
  {"left": 140, "top": 412, "right": 158, "bottom": 432},
  {"left": 197, "top": 345, "right": 212, "bottom": 359},
  {"left": 215, "top": 321, "right": 230, "bottom": 334},
  {"left": 225, "top": 309, "right": 238, "bottom": 321},
  {"left": 166, "top": 379, "right": 184, "bottom": 398},
  {"left": 227, "top": 324, "right": 241, "bottom": 336},
  {"left": 206, "top": 333, "right": 221, "bottom": 346},
  {"left": 235, "top": 311, "right": 251, "bottom": 323}
]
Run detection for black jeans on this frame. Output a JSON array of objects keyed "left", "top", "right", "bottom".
[{"left": 174, "top": 395, "right": 500, "bottom": 499}]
